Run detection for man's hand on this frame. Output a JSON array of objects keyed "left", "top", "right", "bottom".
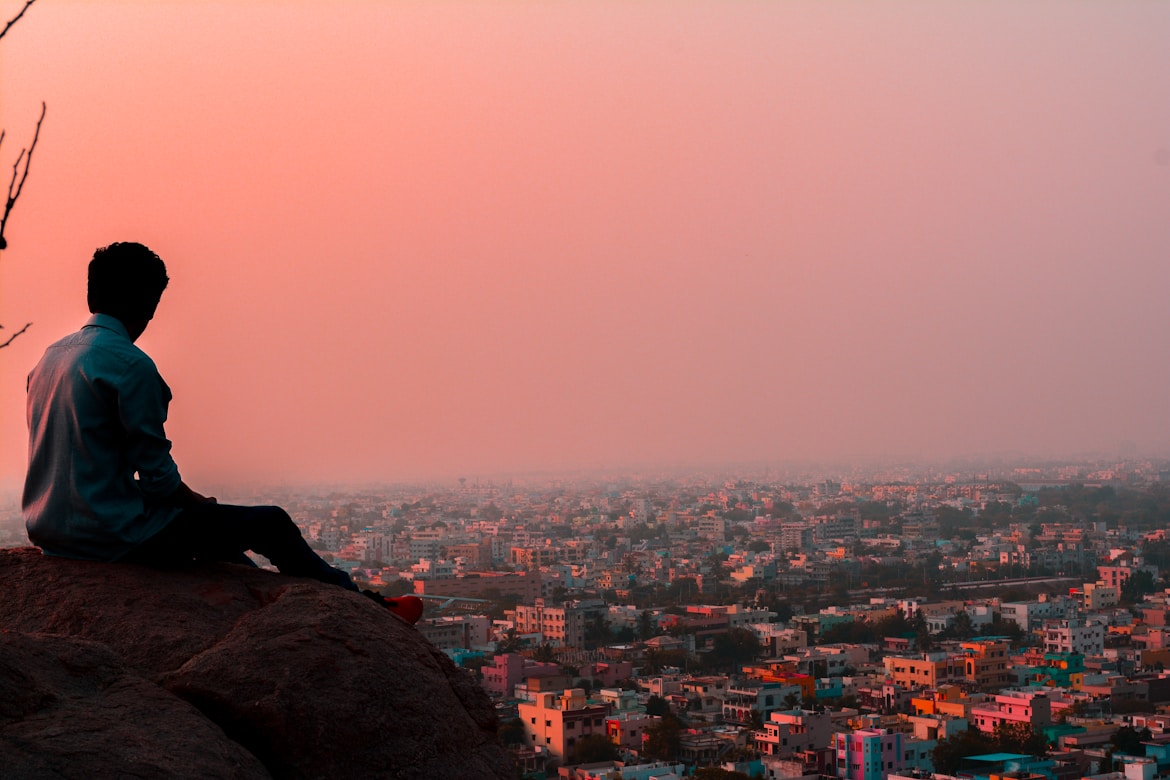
[{"left": 169, "top": 482, "right": 217, "bottom": 507}]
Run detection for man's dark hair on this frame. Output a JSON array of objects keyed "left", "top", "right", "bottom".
[{"left": 87, "top": 242, "right": 169, "bottom": 319}]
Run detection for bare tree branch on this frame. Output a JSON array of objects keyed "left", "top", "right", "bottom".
[
  {"left": 0, "top": 0, "right": 38, "bottom": 42},
  {"left": 0, "top": 0, "right": 43, "bottom": 345},
  {"left": 0, "top": 101, "right": 45, "bottom": 251},
  {"left": 0, "top": 321, "right": 32, "bottom": 349}
]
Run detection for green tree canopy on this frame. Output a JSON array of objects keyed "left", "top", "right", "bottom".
[
  {"left": 645, "top": 695, "right": 671, "bottom": 717},
  {"left": 1111, "top": 725, "right": 1153, "bottom": 756},
  {"left": 708, "top": 628, "right": 761, "bottom": 672},
  {"left": 569, "top": 733, "right": 619, "bottom": 764},
  {"left": 643, "top": 714, "right": 684, "bottom": 762}
]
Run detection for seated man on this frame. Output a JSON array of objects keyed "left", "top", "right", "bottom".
[{"left": 23, "top": 241, "right": 421, "bottom": 625}]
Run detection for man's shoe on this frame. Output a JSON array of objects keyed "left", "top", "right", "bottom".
[
  {"left": 384, "top": 595, "right": 424, "bottom": 626},
  {"left": 361, "top": 590, "right": 424, "bottom": 626}
]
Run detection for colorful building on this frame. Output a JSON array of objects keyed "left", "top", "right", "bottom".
[{"left": 834, "top": 728, "right": 905, "bottom": 780}]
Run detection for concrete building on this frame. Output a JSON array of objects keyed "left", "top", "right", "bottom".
[
  {"left": 834, "top": 728, "right": 905, "bottom": 780},
  {"left": 413, "top": 570, "right": 542, "bottom": 602},
  {"left": 883, "top": 652, "right": 963, "bottom": 690},
  {"left": 969, "top": 690, "right": 1052, "bottom": 735},
  {"left": 959, "top": 639, "right": 1011, "bottom": 690},
  {"left": 512, "top": 599, "right": 587, "bottom": 648},
  {"left": 1082, "top": 581, "right": 1120, "bottom": 610},
  {"left": 518, "top": 688, "right": 611, "bottom": 762},
  {"left": 722, "top": 681, "right": 803, "bottom": 726},
  {"left": 481, "top": 653, "right": 561, "bottom": 698},
  {"left": 1044, "top": 618, "right": 1105, "bottom": 656},
  {"left": 754, "top": 708, "right": 832, "bottom": 757},
  {"left": 416, "top": 614, "right": 491, "bottom": 651}
]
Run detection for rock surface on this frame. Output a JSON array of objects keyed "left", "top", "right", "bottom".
[{"left": 0, "top": 548, "right": 514, "bottom": 779}]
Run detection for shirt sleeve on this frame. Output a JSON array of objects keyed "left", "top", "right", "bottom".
[{"left": 116, "top": 355, "right": 182, "bottom": 497}]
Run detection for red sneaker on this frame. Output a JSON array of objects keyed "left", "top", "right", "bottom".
[
  {"left": 360, "top": 590, "right": 424, "bottom": 625},
  {"left": 383, "top": 595, "right": 424, "bottom": 625}
]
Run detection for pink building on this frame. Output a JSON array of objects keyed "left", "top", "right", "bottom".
[
  {"left": 481, "top": 653, "right": 562, "bottom": 698},
  {"left": 834, "top": 728, "right": 905, "bottom": 780},
  {"left": 578, "top": 661, "right": 634, "bottom": 689},
  {"left": 969, "top": 690, "right": 1052, "bottom": 735}
]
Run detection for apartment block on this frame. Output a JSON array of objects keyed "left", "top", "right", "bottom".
[
  {"left": 517, "top": 688, "right": 611, "bottom": 762},
  {"left": 513, "top": 599, "right": 586, "bottom": 648},
  {"left": 969, "top": 690, "right": 1052, "bottom": 735},
  {"left": 1045, "top": 618, "right": 1105, "bottom": 656},
  {"left": 834, "top": 728, "right": 905, "bottom": 780},
  {"left": 755, "top": 708, "right": 832, "bottom": 757}
]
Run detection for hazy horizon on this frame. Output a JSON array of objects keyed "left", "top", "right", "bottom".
[{"left": 2, "top": 1, "right": 1168, "bottom": 487}]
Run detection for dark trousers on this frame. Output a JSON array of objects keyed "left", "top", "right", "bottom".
[{"left": 125, "top": 503, "right": 357, "bottom": 591}]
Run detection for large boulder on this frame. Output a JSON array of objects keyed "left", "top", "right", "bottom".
[{"left": 0, "top": 548, "right": 514, "bottom": 779}]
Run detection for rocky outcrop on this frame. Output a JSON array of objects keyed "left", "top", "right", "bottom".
[{"left": 0, "top": 548, "right": 514, "bottom": 779}]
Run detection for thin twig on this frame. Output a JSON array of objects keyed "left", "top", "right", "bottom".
[
  {"left": 0, "top": 0, "right": 39, "bottom": 42},
  {"left": 0, "top": 101, "right": 45, "bottom": 250},
  {"left": 0, "top": 321, "right": 32, "bottom": 348}
]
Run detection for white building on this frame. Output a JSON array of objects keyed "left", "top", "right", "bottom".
[{"left": 1044, "top": 617, "right": 1105, "bottom": 656}]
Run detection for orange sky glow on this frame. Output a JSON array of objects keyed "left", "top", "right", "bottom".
[{"left": 1, "top": 1, "right": 1168, "bottom": 487}]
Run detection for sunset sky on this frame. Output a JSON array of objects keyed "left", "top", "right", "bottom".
[{"left": 1, "top": 1, "right": 1168, "bottom": 488}]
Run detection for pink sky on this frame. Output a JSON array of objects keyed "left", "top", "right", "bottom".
[{"left": 1, "top": 1, "right": 1168, "bottom": 487}]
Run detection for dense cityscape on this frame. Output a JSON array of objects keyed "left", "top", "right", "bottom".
[{"left": 8, "top": 456, "right": 1170, "bottom": 780}]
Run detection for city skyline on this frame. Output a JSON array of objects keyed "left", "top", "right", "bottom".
[{"left": 1, "top": 1, "right": 1168, "bottom": 487}]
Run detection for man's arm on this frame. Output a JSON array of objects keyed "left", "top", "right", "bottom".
[
  {"left": 166, "top": 481, "right": 217, "bottom": 507},
  {"left": 117, "top": 356, "right": 183, "bottom": 498}
]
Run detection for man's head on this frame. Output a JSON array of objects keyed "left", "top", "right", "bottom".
[{"left": 87, "top": 242, "right": 169, "bottom": 341}]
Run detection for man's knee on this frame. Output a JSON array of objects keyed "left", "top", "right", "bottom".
[{"left": 252, "top": 505, "right": 299, "bottom": 535}]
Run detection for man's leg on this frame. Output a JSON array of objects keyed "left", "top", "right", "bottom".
[{"left": 127, "top": 503, "right": 358, "bottom": 591}]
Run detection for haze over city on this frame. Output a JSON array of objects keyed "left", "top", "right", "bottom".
[{"left": 1, "top": 1, "right": 1168, "bottom": 487}]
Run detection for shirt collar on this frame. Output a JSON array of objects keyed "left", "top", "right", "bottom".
[{"left": 84, "top": 313, "right": 133, "bottom": 341}]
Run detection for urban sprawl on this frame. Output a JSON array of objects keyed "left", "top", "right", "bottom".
[{"left": 7, "top": 457, "right": 1170, "bottom": 780}]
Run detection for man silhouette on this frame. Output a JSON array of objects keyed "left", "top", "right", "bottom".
[{"left": 23, "top": 242, "right": 421, "bottom": 624}]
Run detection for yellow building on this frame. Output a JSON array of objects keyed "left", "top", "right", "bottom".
[
  {"left": 960, "top": 639, "right": 1011, "bottom": 690},
  {"left": 884, "top": 652, "right": 963, "bottom": 689}
]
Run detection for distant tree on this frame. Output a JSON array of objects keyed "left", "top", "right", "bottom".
[
  {"left": 638, "top": 610, "right": 657, "bottom": 640},
  {"left": 498, "top": 717, "right": 526, "bottom": 746},
  {"left": 946, "top": 610, "right": 975, "bottom": 639},
  {"left": 645, "top": 695, "right": 671, "bottom": 717},
  {"left": 933, "top": 729, "right": 997, "bottom": 774},
  {"left": 1122, "top": 571, "right": 1158, "bottom": 604},
  {"left": 643, "top": 715, "right": 684, "bottom": 762},
  {"left": 569, "top": 734, "right": 618, "bottom": 764},
  {"left": 993, "top": 721, "right": 1048, "bottom": 756},
  {"left": 495, "top": 628, "right": 523, "bottom": 654},
  {"left": 766, "top": 500, "right": 796, "bottom": 518},
  {"left": 710, "top": 628, "right": 761, "bottom": 672},
  {"left": 667, "top": 577, "right": 699, "bottom": 604},
  {"left": 1142, "top": 540, "right": 1170, "bottom": 569},
  {"left": 461, "top": 655, "right": 489, "bottom": 678},
  {"left": 585, "top": 613, "right": 612, "bottom": 646},
  {"left": 747, "top": 540, "right": 771, "bottom": 553},
  {"left": 1111, "top": 725, "right": 1152, "bottom": 756},
  {"left": 532, "top": 642, "right": 557, "bottom": 663}
]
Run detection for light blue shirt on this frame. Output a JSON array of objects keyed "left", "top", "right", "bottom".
[{"left": 23, "top": 314, "right": 183, "bottom": 560}]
